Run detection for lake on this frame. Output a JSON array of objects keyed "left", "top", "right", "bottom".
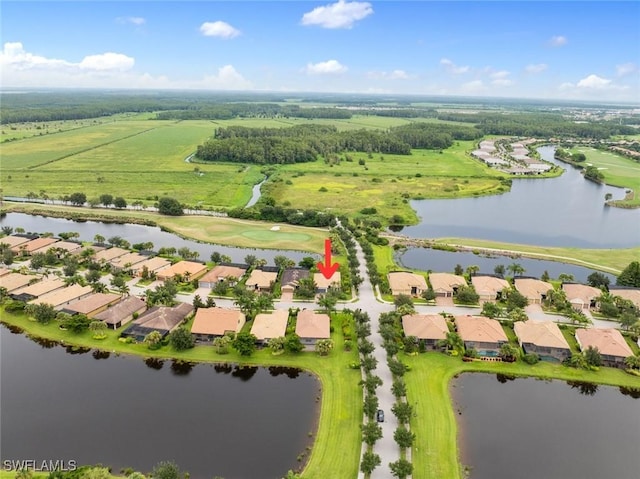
[
  {"left": 451, "top": 373, "right": 640, "bottom": 479},
  {"left": 398, "top": 247, "right": 617, "bottom": 283},
  {"left": 0, "top": 213, "right": 315, "bottom": 265},
  {"left": 401, "top": 146, "right": 640, "bottom": 248},
  {"left": 0, "top": 325, "right": 319, "bottom": 479}
]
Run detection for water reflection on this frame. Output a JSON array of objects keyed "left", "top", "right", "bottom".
[
  {"left": 64, "top": 345, "right": 91, "bottom": 355},
  {"left": 4, "top": 324, "right": 24, "bottom": 334},
  {"left": 28, "top": 335, "right": 59, "bottom": 349},
  {"left": 170, "top": 360, "right": 195, "bottom": 376},
  {"left": 619, "top": 386, "right": 640, "bottom": 399},
  {"left": 92, "top": 350, "right": 111, "bottom": 360},
  {"left": 496, "top": 373, "right": 516, "bottom": 383},
  {"left": 143, "top": 357, "right": 165, "bottom": 370},
  {"left": 232, "top": 365, "right": 259, "bottom": 381},
  {"left": 214, "top": 363, "right": 233, "bottom": 374},
  {"left": 269, "top": 366, "right": 301, "bottom": 378}
]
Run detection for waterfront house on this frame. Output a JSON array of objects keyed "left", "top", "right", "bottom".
[
  {"left": 313, "top": 272, "right": 341, "bottom": 294},
  {"left": 156, "top": 261, "right": 208, "bottom": 281},
  {"left": 245, "top": 269, "right": 278, "bottom": 292},
  {"left": 131, "top": 256, "right": 171, "bottom": 277},
  {"left": 609, "top": 287, "right": 640, "bottom": 310},
  {"left": 1, "top": 234, "right": 32, "bottom": 250},
  {"left": 295, "top": 309, "right": 330, "bottom": 345},
  {"left": 250, "top": 309, "right": 289, "bottom": 344},
  {"left": 190, "top": 307, "right": 246, "bottom": 341},
  {"left": 30, "top": 284, "right": 93, "bottom": 309},
  {"left": 428, "top": 273, "right": 467, "bottom": 297},
  {"left": 109, "top": 252, "right": 148, "bottom": 272},
  {"left": 388, "top": 272, "right": 428, "bottom": 297},
  {"left": 93, "top": 296, "right": 147, "bottom": 329},
  {"left": 401, "top": 314, "right": 449, "bottom": 350},
  {"left": 514, "top": 278, "right": 553, "bottom": 304},
  {"left": 198, "top": 264, "right": 248, "bottom": 289},
  {"left": 513, "top": 321, "right": 571, "bottom": 361},
  {"left": 10, "top": 277, "right": 66, "bottom": 302},
  {"left": 14, "top": 237, "right": 58, "bottom": 255},
  {"left": 0, "top": 273, "right": 36, "bottom": 293},
  {"left": 31, "top": 240, "right": 82, "bottom": 257},
  {"left": 562, "top": 283, "right": 602, "bottom": 311},
  {"left": 454, "top": 315, "right": 508, "bottom": 356},
  {"left": 94, "top": 247, "right": 129, "bottom": 263},
  {"left": 280, "top": 268, "right": 310, "bottom": 295},
  {"left": 122, "top": 302, "right": 194, "bottom": 341},
  {"left": 575, "top": 328, "right": 633, "bottom": 368},
  {"left": 471, "top": 275, "right": 510, "bottom": 302},
  {"left": 60, "top": 292, "right": 122, "bottom": 318}
]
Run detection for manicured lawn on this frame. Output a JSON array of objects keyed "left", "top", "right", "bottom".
[
  {"left": 403, "top": 352, "right": 640, "bottom": 479},
  {"left": 570, "top": 146, "right": 640, "bottom": 207},
  {"left": 0, "top": 310, "right": 362, "bottom": 479},
  {"left": 1, "top": 204, "right": 328, "bottom": 253}
]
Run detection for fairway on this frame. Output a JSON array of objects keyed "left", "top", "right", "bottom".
[{"left": 240, "top": 229, "right": 313, "bottom": 242}]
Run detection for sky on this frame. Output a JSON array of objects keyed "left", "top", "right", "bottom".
[{"left": 1, "top": 1, "right": 639, "bottom": 102}]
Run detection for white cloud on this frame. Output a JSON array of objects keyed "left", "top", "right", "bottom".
[
  {"left": 201, "top": 65, "right": 252, "bottom": 89},
  {"left": 548, "top": 35, "right": 567, "bottom": 47},
  {"left": 616, "top": 62, "right": 637, "bottom": 77},
  {"left": 117, "top": 17, "right": 145, "bottom": 26},
  {"left": 440, "top": 58, "right": 469, "bottom": 75},
  {"left": 301, "top": 0, "right": 373, "bottom": 29},
  {"left": 490, "top": 70, "right": 510, "bottom": 80},
  {"left": 367, "top": 69, "right": 409, "bottom": 80},
  {"left": 559, "top": 74, "right": 630, "bottom": 99},
  {"left": 200, "top": 21, "right": 241, "bottom": 39},
  {"left": 525, "top": 63, "right": 548, "bottom": 74},
  {"left": 79, "top": 52, "right": 135, "bottom": 71},
  {"left": 576, "top": 74, "right": 612, "bottom": 89},
  {"left": 305, "top": 59, "right": 347, "bottom": 74}
]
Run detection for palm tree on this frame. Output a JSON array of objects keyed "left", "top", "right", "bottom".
[
  {"left": 317, "top": 293, "right": 337, "bottom": 314},
  {"left": 624, "top": 355, "right": 640, "bottom": 369},
  {"left": 507, "top": 262, "right": 526, "bottom": 277},
  {"left": 438, "top": 331, "right": 464, "bottom": 354},
  {"left": 93, "top": 234, "right": 105, "bottom": 244},
  {"left": 465, "top": 265, "right": 480, "bottom": 277}
]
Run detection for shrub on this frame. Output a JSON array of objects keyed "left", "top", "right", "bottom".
[{"left": 523, "top": 353, "right": 540, "bottom": 365}]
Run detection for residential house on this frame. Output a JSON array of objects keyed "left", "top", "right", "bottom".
[
  {"left": 109, "top": 252, "right": 148, "bottom": 272},
  {"left": 313, "top": 272, "right": 341, "bottom": 294},
  {"left": 280, "top": 268, "right": 310, "bottom": 295},
  {"left": 190, "top": 307, "right": 245, "bottom": 342},
  {"left": 513, "top": 321, "right": 571, "bottom": 362},
  {"left": 0, "top": 234, "right": 32, "bottom": 250},
  {"left": 93, "top": 296, "right": 147, "bottom": 329},
  {"left": 31, "top": 240, "right": 82, "bottom": 257},
  {"left": 156, "top": 261, "right": 208, "bottom": 281},
  {"left": 0, "top": 273, "right": 36, "bottom": 293},
  {"left": 562, "top": 283, "right": 602, "bottom": 311},
  {"left": 122, "top": 302, "right": 194, "bottom": 341},
  {"left": 198, "top": 264, "right": 248, "bottom": 289},
  {"left": 575, "top": 328, "right": 634, "bottom": 368},
  {"left": 94, "top": 247, "right": 129, "bottom": 263},
  {"left": 251, "top": 309, "right": 289, "bottom": 344},
  {"left": 514, "top": 278, "right": 553, "bottom": 304},
  {"left": 245, "top": 269, "right": 278, "bottom": 292},
  {"left": 609, "top": 287, "right": 640, "bottom": 310},
  {"left": 131, "top": 256, "right": 171, "bottom": 277},
  {"left": 388, "top": 272, "right": 428, "bottom": 297},
  {"left": 60, "top": 293, "right": 122, "bottom": 318},
  {"left": 295, "top": 309, "right": 330, "bottom": 345},
  {"left": 471, "top": 275, "right": 510, "bottom": 302},
  {"left": 10, "top": 277, "right": 66, "bottom": 302},
  {"left": 428, "top": 273, "right": 467, "bottom": 297},
  {"left": 29, "top": 284, "right": 93, "bottom": 309},
  {"left": 14, "top": 237, "right": 58, "bottom": 255},
  {"left": 454, "top": 315, "right": 508, "bottom": 356},
  {"left": 0, "top": 268, "right": 11, "bottom": 277},
  {"left": 401, "top": 314, "right": 449, "bottom": 350}
]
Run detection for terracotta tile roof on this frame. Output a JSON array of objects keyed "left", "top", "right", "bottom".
[
  {"left": 246, "top": 269, "right": 278, "bottom": 289},
  {"left": 454, "top": 315, "right": 507, "bottom": 344},
  {"left": 0, "top": 235, "right": 32, "bottom": 248},
  {"left": 388, "top": 272, "right": 428, "bottom": 292},
  {"left": 19, "top": 237, "right": 59, "bottom": 253},
  {"left": 251, "top": 309, "right": 289, "bottom": 340},
  {"left": 94, "top": 247, "right": 129, "bottom": 262},
  {"left": 12, "top": 277, "right": 66, "bottom": 298},
  {"left": 313, "top": 272, "right": 341, "bottom": 289},
  {"left": 200, "top": 265, "right": 247, "bottom": 283},
  {"left": 94, "top": 296, "right": 147, "bottom": 325},
  {"left": 401, "top": 314, "right": 448, "bottom": 341},
  {"left": 132, "top": 256, "right": 171, "bottom": 273},
  {"left": 0, "top": 273, "right": 35, "bottom": 292},
  {"left": 610, "top": 288, "right": 640, "bottom": 309},
  {"left": 132, "top": 303, "right": 194, "bottom": 332},
  {"left": 562, "top": 283, "right": 602, "bottom": 307},
  {"left": 30, "top": 284, "right": 93, "bottom": 307},
  {"left": 191, "top": 307, "right": 245, "bottom": 336},
  {"left": 109, "top": 252, "right": 147, "bottom": 269},
  {"left": 575, "top": 328, "right": 633, "bottom": 358},
  {"left": 428, "top": 273, "right": 467, "bottom": 293},
  {"left": 156, "top": 261, "right": 208, "bottom": 280},
  {"left": 31, "top": 240, "right": 82, "bottom": 255},
  {"left": 471, "top": 276, "right": 510, "bottom": 296},
  {"left": 514, "top": 321, "right": 570, "bottom": 350},
  {"left": 0, "top": 268, "right": 11, "bottom": 277},
  {"left": 63, "top": 293, "right": 122, "bottom": 316},
  {"left": 514, "top": 278, "right": 553, "bottom": 300},
  {"left": 295, "top": 309, "right": 330, "bottom": 339}
]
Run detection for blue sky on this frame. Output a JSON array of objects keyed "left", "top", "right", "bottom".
[{"left": 2, "top": 1, "right": 639, "bottom": 101}]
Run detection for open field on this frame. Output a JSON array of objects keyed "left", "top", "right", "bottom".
[
  {"left": 265, "top": 142, "right": 507, "bottom": 222},
  {"left": 570, "top": 146, "right": 640, "bottom": 207},
  {"left": 1, "top": 311, "right": 362, "bottom": 479},
  {"left": 403, "top": 353, "right": 640, "bottom": 479},
  {"left": 1, "top": 203, "right": 328, "bottom": 253}
]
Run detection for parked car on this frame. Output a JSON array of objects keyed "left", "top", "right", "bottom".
[{"left": 376, "top": 409, "right": 384, "bottom": 422}]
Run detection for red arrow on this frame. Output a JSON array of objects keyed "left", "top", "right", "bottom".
[{"left": 317, "top": 238, "right": 340, "bottom": 279}]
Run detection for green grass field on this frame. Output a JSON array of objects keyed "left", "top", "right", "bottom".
[
  {"left": 264, "top": 142, "right": 506, "bottom": 222},
  {"left": 403, "top": 352, "right": 640, "bottom": 479},
  {"left": 1, "top": 310, "right": 362, "bottom": 479},
  {"left": 570, "top": 146, "right": 640, "bottom": 207}
]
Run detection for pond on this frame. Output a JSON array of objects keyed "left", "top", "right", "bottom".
[
  {"left": 0, "top": 325, "right": 320, "bottom": 479},
  {"left": 451, "top": 373, "right": 640, "bottom": 479},
  {"left": 0, "top": 212, "right": 316, "bottom": 265},
  {"left": 401, "top": 146, "right": 640, "bottom": 248},
  {"left": 398, "top": 247, "right": 617, "bottom": 283}
]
